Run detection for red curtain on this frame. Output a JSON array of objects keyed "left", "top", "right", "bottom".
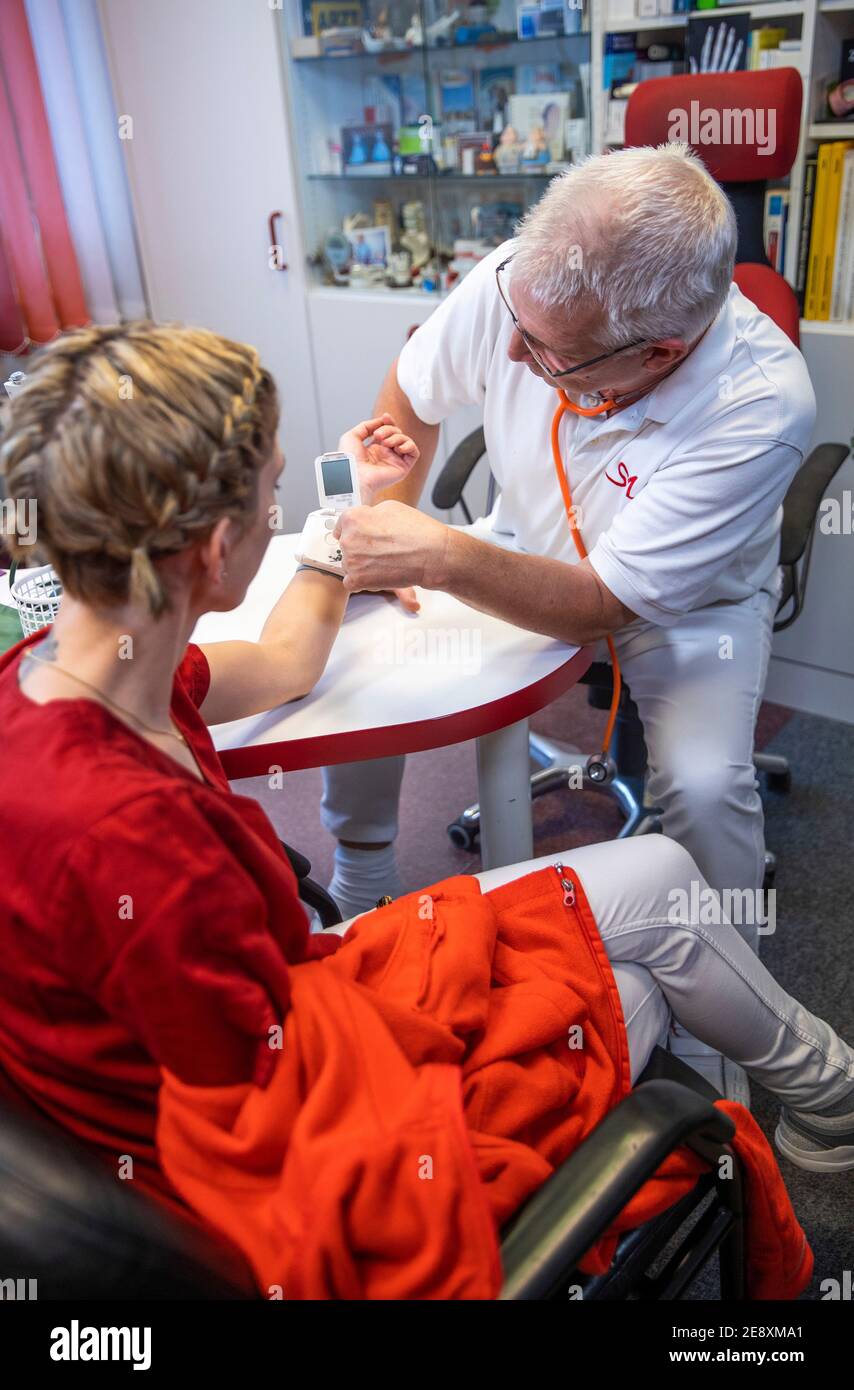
[
  {"left": 0, "top": 232, "right": 26, "bottom": 356},
  {"left": 0, "top": 0, "right": 89, "bottom": 347}
]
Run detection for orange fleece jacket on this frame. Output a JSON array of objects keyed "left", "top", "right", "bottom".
[{"left": 157, "top": 866, "right": 812, "bottom": 1300}]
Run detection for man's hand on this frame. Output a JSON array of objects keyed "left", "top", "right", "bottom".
[
  {"left": 335, "top": 500, "right": 452, "bottom": 597},
  {"left": 338, "top": 413, "right": 420, "bottom": 505}
]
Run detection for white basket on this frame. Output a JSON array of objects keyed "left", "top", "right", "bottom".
[{"left": 11, "top": 565, "right": 63, "bottom": 637}]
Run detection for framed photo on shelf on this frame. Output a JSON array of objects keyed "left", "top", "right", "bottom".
[
  {"left": 509, "top": 92, "right": 570, "bottom": 162},
  {"left": 345, "top": 224, "right": 391, "bottom": 268}
]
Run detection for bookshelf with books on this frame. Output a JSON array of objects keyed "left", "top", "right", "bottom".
[
  {"left": 590, "top": 2, "right": 854, "bottom": 318},
  {"left": 591, "top": 4, "right": 854, "bottom": 723},
  {"left": 799, "top": 5, "right": 854, "bottom": 322}
]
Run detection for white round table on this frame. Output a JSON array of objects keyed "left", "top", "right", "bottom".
[{"left": 192, "top": 534, "right": 592, "bottom": 869}]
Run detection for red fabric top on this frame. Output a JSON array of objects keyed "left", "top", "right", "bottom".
[{"left": 0, "top": 633, "right": 337, "bottom": 1201}]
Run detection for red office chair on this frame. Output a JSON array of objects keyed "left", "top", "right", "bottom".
[
  {"left": 627, "top": 68, "right": 804, "bottom": 342},
  {"left": 444, "top": 69, "right": 850, "bottom": 866}
]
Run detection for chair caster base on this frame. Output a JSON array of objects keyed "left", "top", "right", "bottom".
[
  {"left": 447, "top": 818, "right": 480, "bottom": 851},
  {"left": 766, "top": 768, "right": 792, "bottom": 793}
]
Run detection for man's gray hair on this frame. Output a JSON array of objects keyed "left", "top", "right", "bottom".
[{"left": 512, "top": 142, "right": 737, "bottom": 352}]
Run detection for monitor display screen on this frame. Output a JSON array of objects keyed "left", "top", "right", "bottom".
[{"left": 321, "top": 455, "right": 354, "bottom": 496}]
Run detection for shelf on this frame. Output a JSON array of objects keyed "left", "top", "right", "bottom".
[
  {"left": 604, "top": 1, "right": 806, "bottom": 29},
  {"left": 809, "top": 122, "right": 854, "bottom": 138},
  {"left": 800, "top": 317, "right": 854, "bottom": 333},
  {"left": 691, "top": 1, "right": 806, "bottom": 16},
  {"left": 604, "top": 14, "right": 687, "bottom": 31},
  {"left": 307, "top": 170, "right": 559, "bottom": 182},
  {"left": 291, "top": 30, "right": 589, "bottom": 63},
  {"left": 309, "top": 284, "right": 439, "bottom": 304},
  {"left": 819, "top": 0, "right": 854, "bottom": 12}
]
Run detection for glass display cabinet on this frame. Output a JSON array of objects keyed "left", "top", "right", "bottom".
[{"left": 277, "top": 1, "right": 592, "bottom": 299}]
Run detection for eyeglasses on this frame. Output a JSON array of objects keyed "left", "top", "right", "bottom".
[{"left": 495, "top": 254, "right": 647, "bottom": 380}]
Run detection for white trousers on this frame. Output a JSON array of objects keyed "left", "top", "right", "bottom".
[
  {"left": 332, "top": 836, "right": 854, "bottom": 1109},
  {"left": 321, "top": 583, "right": 778, "bottom": 914}
]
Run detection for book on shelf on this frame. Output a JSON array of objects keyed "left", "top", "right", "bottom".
[
  {"left": 747, "top": 28, "right": 788, "bottom": 72},
  {"left": 830, "top": 148, "right": 854, "bottom": 321},
  {"left": 802, "top": 142, "right": 854, "bottom": 323},
  {"left": 764, "top": 190, "right": 789, "bottom": 276},
  {"left": 796, "top": 155, "right": 817, "bottom": 310}
]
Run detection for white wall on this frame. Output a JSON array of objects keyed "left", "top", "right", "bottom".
[
  {"left": 766, "top": 326, "right": 854, "bottom": 725},
  {"left": 97, "top": 0, "right": 322, "bottom": 529}
]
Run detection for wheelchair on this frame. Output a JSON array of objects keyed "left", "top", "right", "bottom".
[{"left": 0, "top": 844, "right": 747, "bottom": 1302}]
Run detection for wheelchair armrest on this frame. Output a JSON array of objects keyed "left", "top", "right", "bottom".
[
  {"left": 0, "top": 1096, "right": 257, "bottom": 1299},
  {"left": 279, "top": 840, "right": 343, "bottom": 928},
  {"left": 430, "top": 427, "right": 486, "bottom": 513},
  {"left": 280, "top": 839, "right": 311, "bottom": 880},
  {"left": 498, "top": 1078, "right": 735, "bottom": 1301}
]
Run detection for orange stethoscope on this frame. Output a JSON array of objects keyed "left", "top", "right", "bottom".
[{"left": 551, "top": 387, "right": 622, "bottom": 783}]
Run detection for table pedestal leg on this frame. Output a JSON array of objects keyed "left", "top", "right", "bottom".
[{"left": 476, "top": 718, "right": 533, "bottom": 870}]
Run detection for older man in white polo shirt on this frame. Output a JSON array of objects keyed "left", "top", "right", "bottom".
[{"left": 323, "top": 144, "right": 815, "bottom": 963}]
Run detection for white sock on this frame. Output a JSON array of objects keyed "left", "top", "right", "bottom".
[{"left": 327, "top": 843, "right": 406, "bottom": 920}]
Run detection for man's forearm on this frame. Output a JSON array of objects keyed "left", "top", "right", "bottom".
[
  {"left": 438, "top": 529, "right": 633, "bottom": 647},
  {"left": 371, "top": 357, "right": 439, "bottom": 507}
]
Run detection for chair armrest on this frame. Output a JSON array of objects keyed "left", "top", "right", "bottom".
[
  {"left": 498, "top": 1079, "right": 735, "bottom": 1300},
  {"left": 430, "top": 427, "right": 486, "bottom": 514},
  {"left": 779, "top": 442, "right": 850, "bottom": 567}
]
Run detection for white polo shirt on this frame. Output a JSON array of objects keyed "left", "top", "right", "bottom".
[{"left": 397, "top": 239, "right": 816, "bottom": 627}]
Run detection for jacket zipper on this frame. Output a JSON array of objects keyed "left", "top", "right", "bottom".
[{"left": 554, "top": 862, "right": 575, "bottom": 907}]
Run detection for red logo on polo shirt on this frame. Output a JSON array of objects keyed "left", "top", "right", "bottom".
[{"left": 605, "top": 461, "right": 638, "bottom": 499}]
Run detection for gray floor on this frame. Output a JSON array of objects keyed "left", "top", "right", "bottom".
[
  {"left": 235, "top": 693, "right": 854, "bottom": 1300},
  {"left": 733, "top": 710, "right": 854, "bottom": 1299}
]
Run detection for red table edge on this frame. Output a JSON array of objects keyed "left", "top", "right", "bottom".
[{"left": 218, "top": 644, "right": 594, "bottom": 779}]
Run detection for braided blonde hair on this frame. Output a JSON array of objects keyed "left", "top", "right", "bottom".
[{"left": 0, "top": 322, "right": 279, "bottom": 616}]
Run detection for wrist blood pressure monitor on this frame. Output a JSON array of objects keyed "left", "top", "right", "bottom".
[{"left": 295, "top": 451, "right": 361, "bottom": 576}]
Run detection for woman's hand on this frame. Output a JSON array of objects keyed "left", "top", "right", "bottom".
[{"left": 339, "top": 413, "right": 420, "bottom": 505}]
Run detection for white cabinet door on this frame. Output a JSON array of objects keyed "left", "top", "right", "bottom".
[
  {"left": 307, "top": 286, "right": 490, "bottom": 521},
  {"left": 97, "top": 0, "right": 322, "bottom": 529}
]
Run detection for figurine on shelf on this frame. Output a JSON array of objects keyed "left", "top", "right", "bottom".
[
  {"left": 521, "top": 124, "right": 550, "bottom": 169},
  {"left": 425, "top": 9, "right": 460, "bottom": 46},
  {"left": 322, "top": 231, "right": 351, "bottom": 287},
  {"left": 493, "top": 124, "right": 521, "bottom": 175},
  {"left": 372, "top": 199, "right": 395, "bottom": 246},
  {"left": 387, "top": 249, "right": 412, "bottom": 288},
  {"left": 475, "top": 141, "right": 495, "bottom": 176},
  {"left": 348, "top": 132, "right": 368, "bottom": 166},
  {"left": 400, "top": 200, "right": 431, "bottom": 271},
  {"left": 343, "top": 211, "right": 373, "bottom": 237},
  {"left": 406, "top": 13, "right": 423, "bottom": 47},
  {"left": 414, "top": 259, "right": 442, "bottom": 293},
  {"left": 362, "top": 5, "right": 392, "bottom": 53}
]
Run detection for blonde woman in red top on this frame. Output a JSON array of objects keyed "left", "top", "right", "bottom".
[{"left": 0, "top": 322, "right": 851, "bottom": 1224}]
